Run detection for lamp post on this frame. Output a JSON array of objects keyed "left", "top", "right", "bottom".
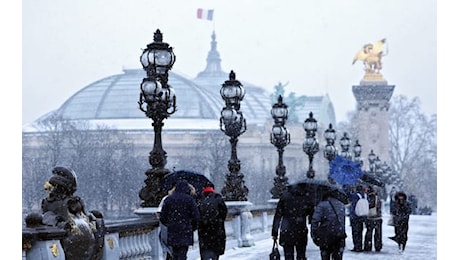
[
  {"left": 138, "top": 29, "right": 176, "bottom": 207},
  {"left": 219, "top": 70, "right": 249, "bottom": 201},
  {"left": 323, "top": 123, "right": 337, "bottom": 183},
  {"left": 303, "top": 112, "right": 319, "bottom": 179},
  {"left": 368, "top": 149, "right": 377, "bottom": 173},
  {"left": 339, "top": 132, "right": 352, "bottom": 160},
  {"left": 270, "top": 95, "right": 290, "bottom": 199},
  {"left": 353, "top": 140, "right": 363, "bottom": 167}
]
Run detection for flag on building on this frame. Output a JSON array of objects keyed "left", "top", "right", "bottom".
[{"left": 197, "top": 8, "right": 214, "bottom": 21}]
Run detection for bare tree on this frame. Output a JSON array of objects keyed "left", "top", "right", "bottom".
[
  {"left": 22, "top": 115, "right": 145, "bottom": 219},
  {"left": 389, "top": 95, "right": 437, "bottom": 209}
]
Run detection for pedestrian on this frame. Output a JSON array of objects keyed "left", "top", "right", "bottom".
[
  {"left": 389, "top": 191, "right": 411, "bottom": 252},
  {"left": 363, "top": 186, "right": 382, "bottom": 252},
  {"left": 197, "top": 184, "right": 227, "bottom": 260},
  {"left": 160, "top": 180, "right": 200, "bottom": 260},
  {"left": 347, "top": 184, "right": 367, "bottom": 252},
  {"left": 271, "top": 184, "right": 315, "bottom": 260},
  {"left": 311, "top": 190, "right": 347, "bottom": 260},
  {"left": 158, "top": 186, "right": 175, "bottom": 260}
]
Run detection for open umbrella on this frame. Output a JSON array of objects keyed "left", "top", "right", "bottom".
[
  {"left": 162, "top": 169, "right": 214, "bottom": 196},
  {"left": 360, "top": 172, "right": 385, "bottom": 187},
  {"left": 288, "top": 178, "right": 349, "bottom": 205},
  {"left": 329, "top": 155, "right": 364, "bottom": 185}
]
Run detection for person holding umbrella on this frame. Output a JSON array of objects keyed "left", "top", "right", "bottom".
[
  {"left": 160, "top": 180, "right": 200, "bottom": 260},
  {"left": 363, "top": 185, "right": 382, "bottom": 252},
  {"left": 272, "top": 184, "right": 315, "bottom": 260}
]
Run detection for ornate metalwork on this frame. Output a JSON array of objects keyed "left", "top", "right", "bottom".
[
  {"left": 353, "top": 140, "right": 363, "bottom": 167},
  {"left": 368, "top": 149, "right": 377, "bottom": 173},
  {"left": 220, "top": 71, "right": 249, "bottom": 201},
  {"left": 138, "top": 29, "right": 176, "bottom": 207},
  {"left": 323, "top": 123, "right": 337, "bottom": 183},
  {"left": 339, "top": 132, "right": 352, "bottom": 160},
  {"left": 303, "top": 112, "right": 319, "bottom": 179},
  {"left": 270, "top": 95, "right": 290, "bottom": 199}
]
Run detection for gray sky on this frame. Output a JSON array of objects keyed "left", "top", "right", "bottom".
[{"left": 22, "top": 0, "right": 437, "bottom": 125}]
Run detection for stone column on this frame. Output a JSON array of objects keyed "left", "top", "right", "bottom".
[{"left": 352, "top": 79, "right": 394, "bottom": 168}]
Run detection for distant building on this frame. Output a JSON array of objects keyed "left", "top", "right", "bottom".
[{"left": 22, "top": 31, "right": 337, "bottom": 204}]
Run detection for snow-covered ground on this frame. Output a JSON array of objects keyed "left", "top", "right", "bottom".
[{"left": 188, "top": 213, "right": 437, "bottom": 260}]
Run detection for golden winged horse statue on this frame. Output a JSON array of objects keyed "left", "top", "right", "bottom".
[{"left": 352, "top": 38, "right": 387, "bottom": 75}]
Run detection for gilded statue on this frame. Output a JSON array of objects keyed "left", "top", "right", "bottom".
[{"left": 352, "top": 38, "right": 387, "bottom": 79}]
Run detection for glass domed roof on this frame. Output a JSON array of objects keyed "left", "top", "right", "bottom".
[{"left": 25, "top": 31, "right": 335, "bottom": 132}]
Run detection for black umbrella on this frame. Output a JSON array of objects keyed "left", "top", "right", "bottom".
[
  {"left": 288, "top": 178, "right": 349, "bottom": 205},
  {"left": 162, "top": 169, "right": 214, "bottom": 195},
  {"left": 360, "top": 172, "right": 385, "bottom": 187}
]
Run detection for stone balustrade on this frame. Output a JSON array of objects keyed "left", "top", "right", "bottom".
[{"left": 22, "top": 204, "right": 276, "bottom": 260}]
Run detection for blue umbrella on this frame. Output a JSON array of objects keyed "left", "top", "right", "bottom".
[{"left": 329, "top": 155, "right": 364, "bottom": 185}]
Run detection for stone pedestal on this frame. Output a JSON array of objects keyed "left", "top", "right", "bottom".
[
  {"left": 352, "top": 80, "right": 395, "bottom": 166},
  {"left": 225, "top": 201, "right": 255, "bottom": 247}
]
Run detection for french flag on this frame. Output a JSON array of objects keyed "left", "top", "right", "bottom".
[{"left": 197, "top": 8, "right": 214, "bottom": 21}]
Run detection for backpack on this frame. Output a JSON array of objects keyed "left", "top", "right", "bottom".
[
  {"left": 355, "top": 193, "right": 369, "bottom": 217},
  {"left": 312, "top": 200, "right": 347, "bottom": 248},
  {"left": 199, "top": 194, "right": 220, "bottom": 224}
]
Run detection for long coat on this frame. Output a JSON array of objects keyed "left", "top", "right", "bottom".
[
  {"left": 197, "top": 191, "right": 228, "bottom": 255},
  {"left": 271, "top": 186, "right": 315, "bottom": 247},
  {"left": 390, "top": 192, "right": 411, "bottom": 245},
  {"left": 160, "top": 180, "right": 200, "bottom": 247}
]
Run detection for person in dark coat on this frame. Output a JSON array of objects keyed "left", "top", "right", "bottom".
[
  {"left": 160, "top": 180, "right": 200, "bottom": 260},
  {"left": 347, "top": 185, "right": 367, "bottom": 252},
  {"left": 364, "top": 186, "right": 382, "bottom": 252},
  {"left": 389, "top": 191, "right": 411, "bottom": 252},
  {"left": 271, "top": 184, "right": 315, "bottom": 260},
  {"left": 197, "top": 184, "right": 227, "bottom": 260},
  {"left": 311, "top": 190, "right": 347, "bottom": 260}
]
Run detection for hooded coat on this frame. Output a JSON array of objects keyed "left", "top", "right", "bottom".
[
  {"left": 197, "top": 188, "right": 228, "bottom": 255},
  {"left": 160, "top": 180, "right": 200, "bottom": 247},
  {"left": 391, "top": 191, "right": 411, "bottom": 245}
]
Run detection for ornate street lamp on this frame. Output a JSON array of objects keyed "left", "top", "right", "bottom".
[
  {"left": 323, "top": 123, "right": 337, "bottom": 183},
  {"left": 353, "top": 140, "right": 363, "bottom": 167},
  {"left": 220, "top": 71, "right": 249, "bottom": 201},
  {"left": 138, "top": 29, "right": 176, "bottom": 207},
  {"left": 339, "top": 132, "right": 352, "bottom": 160},
  {"left": 270, "top": 95, "right": 290, "bottom": 199},
  {"left": 374, "top": 156, "right": 383, "bottom": 177},
  {"left": 368, "top": 149, "right": 377, "bottom": 173},
  {"left": 324, "top": 123, "right": 337, "bottom": 162},
  {"left": 303, "top": 112, "right": 319, "bottom": 179}
]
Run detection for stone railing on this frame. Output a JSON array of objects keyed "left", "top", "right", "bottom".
[{"left": 22, "top": 203, "right": 276, "bottom": 260}]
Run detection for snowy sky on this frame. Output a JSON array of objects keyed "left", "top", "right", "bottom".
[
  {"left": 21, "top": 0, "right": 437, "bottom": 126},
  {"left": 4, "top": 1, "right": 457, "bottom": 254}
]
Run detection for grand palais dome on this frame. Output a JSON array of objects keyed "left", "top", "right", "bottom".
[{"left": 24, "top": 31, "right": 336, "bottom": 132}]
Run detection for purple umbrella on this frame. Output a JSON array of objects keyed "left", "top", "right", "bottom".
[{"left": 329, "top": 155, "right": 364, "bottom": 185}]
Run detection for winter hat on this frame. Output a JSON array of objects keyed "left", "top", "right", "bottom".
[
  {"left": 202, "top": 186, "right": 215, "bottom": 194},
  {"left": 49, "top": 166, "right": 78, "bottom": 194}
]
